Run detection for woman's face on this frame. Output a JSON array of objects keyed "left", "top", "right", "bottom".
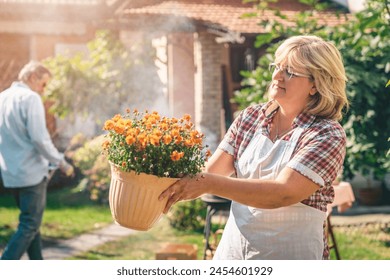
[{"left": 268, "top": 62, "right": 316, "bottom": 108}]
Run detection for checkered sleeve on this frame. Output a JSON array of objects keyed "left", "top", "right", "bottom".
[{"left": 287, "top": 122, "right": 346, "bottom": 188}]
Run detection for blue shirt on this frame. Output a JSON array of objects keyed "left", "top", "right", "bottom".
[{"left": 0, "top": 82, "right": 64, "bottom": 187}]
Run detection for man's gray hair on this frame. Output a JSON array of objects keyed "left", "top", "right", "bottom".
[{"left": 18, "top": 61, "right": 51, "bottom": 83}]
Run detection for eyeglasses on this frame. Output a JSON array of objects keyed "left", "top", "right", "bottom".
[{"left": 269, "top": 63, "right": 312, "bottom": 80}]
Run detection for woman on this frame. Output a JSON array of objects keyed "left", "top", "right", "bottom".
[{"left": 159, "top": 35, "right": 349, "bottom": 260}]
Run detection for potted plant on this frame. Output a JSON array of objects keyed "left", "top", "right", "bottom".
[{"left": 102, "top": 109, "right": 211, "bottom": 230}]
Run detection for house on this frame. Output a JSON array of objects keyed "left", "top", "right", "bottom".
[{"left": 0, "top": 0, "right": 349, "bottom": 151}]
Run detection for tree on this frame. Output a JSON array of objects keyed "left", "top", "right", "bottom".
[
  {"left": 44, "top": 30, "right": 163, "bottom": 125},
  {"left": 329, "top": 0, "right": 390, "bottom": 179}
]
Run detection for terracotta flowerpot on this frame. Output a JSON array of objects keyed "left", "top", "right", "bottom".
[{"left": 109, "top": 162, "right": 178, "bottom": 231}]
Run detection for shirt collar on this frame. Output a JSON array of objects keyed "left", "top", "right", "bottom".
[{"left": 12, "top": 81, "right": 30, "bottom": 90}]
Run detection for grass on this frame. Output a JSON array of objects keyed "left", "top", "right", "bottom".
[
  {"left": 329, "top": 225, "right": 390, "bottom": 260},
  {"left": 70, "top": 220, "right": 390, "bottom": 260},
  {"left": 1, "top": 185, "right": 389, "bottom": 260},
  {"left": 70, "top": 217, "right": 205, "bottom": 260},
  {"left": 0, "top": 185, "right": 113, "bottom": 251}
]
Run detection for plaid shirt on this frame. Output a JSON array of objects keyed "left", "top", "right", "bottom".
[{"left": 219, "top": 101, "right": 347, "bottom": 212}]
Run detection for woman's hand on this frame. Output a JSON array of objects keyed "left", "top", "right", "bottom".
[{"left": 158, "top": 173, "right": 208, "bottom": 214}]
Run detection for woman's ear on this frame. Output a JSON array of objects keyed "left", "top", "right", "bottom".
[{"left": 309, "top": 85, "right": 317, "bottom": 96}]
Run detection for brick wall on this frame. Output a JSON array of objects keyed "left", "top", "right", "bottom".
[{"left": 194, "top": 31, "right": 224, "bottom": 151}]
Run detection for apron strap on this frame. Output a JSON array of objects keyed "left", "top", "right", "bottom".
[{"left": 274, "top": 127, "right": 304, "bottom": 177}]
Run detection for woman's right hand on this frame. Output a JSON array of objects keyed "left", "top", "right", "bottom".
[{"left": 158, "top": 173, "right": 209, "bottom": 214}]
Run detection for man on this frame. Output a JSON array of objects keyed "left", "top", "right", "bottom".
[{"left": 0, "top": 61, "right": 74, "bottom": 260}]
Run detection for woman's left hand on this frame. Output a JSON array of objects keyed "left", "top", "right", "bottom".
[{"left": 158, "top": 173, "right": 208, "bottom": 214}]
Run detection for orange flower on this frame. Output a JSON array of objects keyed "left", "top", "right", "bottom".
[
  {"left": 114, "top": 123, "right": 125, "bottom": 135},
  {"left": 159, "top": 122, "right": 169, "bottom": 131},
  {"left": 102, "top": 140, "right": 110, "bottom": 149},
  {"left": 190, "top": 130, "right": 203, "bottom": 145},
  {"left": 103, "top": 120, "right": 115, "bottom": 130},
  {"left": 112, "top": 114, "right": 122, "bottom": 122},
  {"left": 125, "top": 135, "right": 136, "bottom": 145},
  {"left": 152, "top": 128, "right": 162, "bottom": 137},
  {"left": 145, "top": 121, "right": 153, "bottom": 129},
  {"left": 170, "top": 151, "right": 184, "bottom": 161},
  {"left": 171, "top": 129, "right": 180, "bottom": 138},
  {"left": 183, "top": 114, "right": 191, "bottom": 122},
  {"left": 149, "top": 134, "right": 161, "bottom": 146},
  {"left": 190, "top": 130, "right": 200, "bottom": 138},
  {"left": 126, "top": 128, "right": 139, "bottom": 138},
  {"left": 162, "top": 134, "right": 172, "bottom": 144},
  {"left": 122, "top": 119, "right": 132, "bottom": 127},
  {"left": 184, "top": 139, "right": 194, "bottom": 147},
  {"left": 185, "top": 123, "right": 193, "bottom": 130},
  {"left": 151, "top": 111, "right": 161, "bottom": 120},
  {"left": 171, "top": 123, "right": 180, "bottom": 130},
  {"left": 137, "top": 132, "right": 148, "bottom": 148},
  {"left": 174, "top": 135, "right": 183, "bottom": 145}
]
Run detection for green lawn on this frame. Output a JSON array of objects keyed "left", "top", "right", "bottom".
[
  {"left": 330, "top": 225, "right": 390, "bottom": 260},
  {"left": 1, "top": 186, "right": 389, "bottom": 260},
  {"left": 0, "top": 185, "right": 113, "bottom": 251},
  {"left": 71, "top": 217, "right": 205, "bottom": 260}
]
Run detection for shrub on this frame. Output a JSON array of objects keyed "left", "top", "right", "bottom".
[
  {"left": 70, "top": 134, "right": 110, "bottom": 204},
  {"left": 167, "top": 199, "right": 207, "bottom": 232}
]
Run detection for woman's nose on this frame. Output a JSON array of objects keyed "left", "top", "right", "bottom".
[{"left": 273, "top": 69, "right": 284, "bottom": 80}]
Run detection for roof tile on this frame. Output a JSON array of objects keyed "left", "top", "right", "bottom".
[{"left": 120, "top": 0, "right": 348, "bottom": 33}]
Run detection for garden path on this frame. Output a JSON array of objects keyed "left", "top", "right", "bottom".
[{"left": 22, "top": 223, "right": 135, "bottom": 260}]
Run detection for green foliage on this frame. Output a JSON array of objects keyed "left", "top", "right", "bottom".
[
  {"left": 233, "top": 55, "right": 274, "bottom": 109},
  {"left": 167, "top": 199, "right": 207, "bottom": 232},
  {"left": 43, "top": 30, "right": 160, "bottom": 124},
  {"left": 233, "top": 0, "right": 390, "bottom": 180},
  {"left": 70, "top": 134, "right": 111, "bottom": 204},
  {"left": 328, "top": 0, "right": 390, "bottom": 179}
]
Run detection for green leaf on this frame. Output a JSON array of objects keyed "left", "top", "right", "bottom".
[{"left": 254, "top": 33, "right": 275, "bottom": 48}]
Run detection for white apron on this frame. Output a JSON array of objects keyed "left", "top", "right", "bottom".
[{"left": 213, "top": 127, "right": 326, "bottom": 260}]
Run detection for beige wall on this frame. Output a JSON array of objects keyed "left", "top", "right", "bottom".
[{"left": 168, "top": 32, "right": 195, "bottom": 119}]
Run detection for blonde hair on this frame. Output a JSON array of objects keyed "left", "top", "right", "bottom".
[
  {"left": 18, "top": 60, "right": 51, "bottom": 83},
  {"left": 274, "top": 35, "right": 348, "bottom": 121}
]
